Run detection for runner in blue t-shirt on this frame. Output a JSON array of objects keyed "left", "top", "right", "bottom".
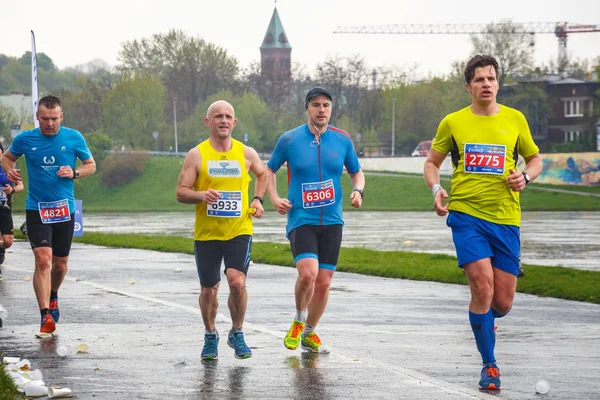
[
  {"left": 0, "top": 141, "right": 24, "bottom": 278},
  {"left": 2, "top": 95, "right": 96, "bottom": 334},
  {"left": 267, "top": 87, "right": 365, "bottom": 353}
]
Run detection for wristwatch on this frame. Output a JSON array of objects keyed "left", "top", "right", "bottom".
[
  {"left": 252, "top": 195, "right": 264, "bottom": 205},
  {"left": 352, "top": 188, "right": 364, "bottom": 199},
  {"left": 73, "top": 169, "right": 80, "bottom": 179},
  {"left": 522, "top": 172, "right": 530, "bottom": 185}
]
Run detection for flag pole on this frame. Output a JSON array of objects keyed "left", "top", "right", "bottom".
[{"left": 31, "top": 30, "right": 39, "bottom": 128}]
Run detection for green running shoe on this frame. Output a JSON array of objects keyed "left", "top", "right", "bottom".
[{"left": 284, "top": 320, "right": 305, "bottom": 350}]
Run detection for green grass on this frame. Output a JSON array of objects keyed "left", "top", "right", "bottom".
[
  {"left": 66, "top": 232, "right": 600, "bottom": 305},
  {"left": 0, "top": 364, "right": 23, "bottom": 400},
  {"left": 10, "top": 157, "right": 600, "bottom": 212}
]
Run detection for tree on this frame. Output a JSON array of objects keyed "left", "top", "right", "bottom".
[
  {"left": 0, "top": 103, "right": 18, "bottom": 142},
  {"left": 57, "top": 76, "right": 108, "bottom": 135},
  {"left": 84, "top": 131, "right": 113, "bottom": 167},
  {"left": 313, "top": 55, "right": 371, "bottom": 123},
  {"left": 470, "top": 19, "right": 536, "bottom": 86},
  {"left": 19, "top": 52, "right": 57, "bottom": 72},
  {"left": 118, "top": 30, "right": 240, "bottom": 121},
  {"left": 101, "top": 73, "right": 168, "bottom": 150}
]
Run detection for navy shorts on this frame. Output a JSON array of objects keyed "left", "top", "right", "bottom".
[
  {"left": 26, "top": 210, "right": 75, "bottom": 257},
  {"left": 194, "top": 235, "right": 252, "bottom": 288},
  {"left": 446, "top": 211, "right": 520, "bottom": 276},
  {"left": 289, "top": 224, "right": 343, "bottom": 271}
]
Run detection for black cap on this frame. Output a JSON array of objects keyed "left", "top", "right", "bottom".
[{"left": 305, "top": 87, "right": 332, "bottom": 110}]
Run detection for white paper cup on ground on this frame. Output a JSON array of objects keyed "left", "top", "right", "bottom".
[
  {"left": 2, "top": 356, "right": 20, "bottom": 364},
  {"left": 30, "top": 369, "right": 43, "bottom": 381},
  {"left": 536, "top": 380, "right": 550, "bottom": 394},
  {"left": 175, "top": 353, "right": 186, "bottom": 364},
  {"left": 56, "top": 345, "right": 69, "bottom": 357},
  {"left": 216, "top": 313, "right": 227, "bottom": 322},
  {"left": 48, "top": 387, "right": 73, "bottom": 398},
  {"left": 25, "top": 382, "right": 48, "bottom": 397},
  {"left": 15, "top": 359, "right": 30, "bottom": 370}
]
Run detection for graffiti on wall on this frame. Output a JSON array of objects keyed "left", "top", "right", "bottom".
[{"left": 537, "top": 152, "right": 600, "bottom": 186}]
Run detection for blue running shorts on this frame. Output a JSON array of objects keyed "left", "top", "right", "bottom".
[{"left": 446, "top": 211, "right": 520, "bottom": 276}]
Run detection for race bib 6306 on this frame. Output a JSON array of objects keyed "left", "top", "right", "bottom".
[{"left": 302, "top": 179, "right": 335, "bottom": 209}]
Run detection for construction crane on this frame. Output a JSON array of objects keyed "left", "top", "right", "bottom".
[{"left": 334, "top": 22, "right": 600, "bottom": 72}]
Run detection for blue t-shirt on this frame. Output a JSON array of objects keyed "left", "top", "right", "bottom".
[
  {"left": 267, "top": 124, "right": 361, "bottom": 237},
  {"left": 9, "top": 126, "right": 92, "bottom": 213}
]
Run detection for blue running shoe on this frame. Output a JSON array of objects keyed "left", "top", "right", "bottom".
[
  {"left": 227, "top": 330, "right": 252, "bottom": 359},
  {"left": 49, "top": 297, "right": 60, "bottom": 323},
  {"left": 201, "top": 333, "right": 219, "bottom": 360},
  {"left": 479, "top": 363, "right": 501, "bottom": 390}
]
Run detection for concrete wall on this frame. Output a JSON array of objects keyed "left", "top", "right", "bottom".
[
  {"left": 359, "top": 152, "right": 600, "bottom": 186},
  {"left": 359, "top": 156, "right": 453, "bottom": 176}
]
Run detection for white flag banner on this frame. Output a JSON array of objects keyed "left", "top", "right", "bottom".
[{"left": 31, "top": 30, "right": 39, "bottom": 128}]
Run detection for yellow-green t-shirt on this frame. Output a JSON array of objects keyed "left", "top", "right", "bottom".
[
  {"left": 194, "top": 139, "right": 253, "bottom": 241},
  {"left": 432, "top": 105, "right": 539, "bottom": 226}
]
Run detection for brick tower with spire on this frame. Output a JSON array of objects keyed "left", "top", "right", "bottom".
[{"left": 260, "top": 6, "right": 291, "bottom": 81}]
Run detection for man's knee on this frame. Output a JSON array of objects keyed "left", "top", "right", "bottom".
[
  {"left": 314, "top": 274, "right": 333, "bottom": 294},
  {"left": 228, "top": 277, "right": 246, "bottom": 296},
  {"left": 492, "top": 297, "right": 514, "bottom": 317},
  {"left": 34, "top": 250, "right": 53, "bottom": 270},
  {"left": 200, "top": 285, "right": 219, "bottom": 300},
  {"left": 1, "top": 236, "right": 13, "bottom": 249}
]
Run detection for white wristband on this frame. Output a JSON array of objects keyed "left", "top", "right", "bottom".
[{"left": 431, "top": 184, "right": 443, "bottom": 198}]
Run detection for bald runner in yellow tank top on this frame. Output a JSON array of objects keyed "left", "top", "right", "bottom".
[
  {"left": 194, "top": 138, "right": 253, "bottom": 241},
  {"left": 176, "top": 99, "right": 268, "bottom": 361}
]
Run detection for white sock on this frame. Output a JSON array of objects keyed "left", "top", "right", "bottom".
[
  {"left": 302, "top": 323, "right": 314, "bottom": 337},
  {"left": 295, "top": 309, "right": 307, "bottom": 323}
]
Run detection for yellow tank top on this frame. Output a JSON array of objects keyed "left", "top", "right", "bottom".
[{"left": 194, "top": 139, "right": 253, "bottom": 240}]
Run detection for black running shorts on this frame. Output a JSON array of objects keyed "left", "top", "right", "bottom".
[
  {"left": 194, "top": 235, "right": 252, "bottom": 288},
  {"left": 289, "top": 224, "right": 343, "bottom": 270},
  {"left": 26, "top": 210, "right": 75, "bottom": 257},
  {"left": 0, "top": 208, "right": 14, "bottom": 235}
]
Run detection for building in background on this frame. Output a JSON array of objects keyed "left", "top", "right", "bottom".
[
  {"left": 518, "top": 75, "right": 600, "bottom": 152},
  {"left": 260, "top": 7, "right": 291, "bottom": 82}
]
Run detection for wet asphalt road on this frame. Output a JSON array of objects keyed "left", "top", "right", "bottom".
[{"left": 0, "top": 241, "right": 599, "bottom": 399}]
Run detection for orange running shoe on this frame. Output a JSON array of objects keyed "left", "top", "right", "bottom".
[
  {"left": 284, "top": 320, "right": 305, "bottom": 350},
  {"left": 40, "top": 312, "right": 56, "bottom": 334}
]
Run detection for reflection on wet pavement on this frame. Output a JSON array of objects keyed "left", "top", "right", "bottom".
[{"left": 287, "top": 352, "right": 329, "bottom": 400}]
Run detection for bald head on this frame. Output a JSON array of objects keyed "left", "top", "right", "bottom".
[
  {"left": 206, "top": 100, "right": 235, "bottom": 118},
  {"left": 204, "top": 100, "right": 237, "bottom": 140}
]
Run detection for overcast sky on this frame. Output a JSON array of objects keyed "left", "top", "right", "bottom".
[{"left": 1, "top": 0, "right": 599, "bottom": 77}]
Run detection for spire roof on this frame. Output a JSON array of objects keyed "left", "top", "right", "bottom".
[{"left": 260, "top": 8, "right": 291, "bottom": 49}]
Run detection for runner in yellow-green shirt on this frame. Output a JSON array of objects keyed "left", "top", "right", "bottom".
[{"left": 424, "top": 55, "right": 543, "bottom": 391}]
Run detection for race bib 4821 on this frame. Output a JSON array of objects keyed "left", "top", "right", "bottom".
[{"left": 38, "top": 199, "right": 71, "bottom": 224}]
